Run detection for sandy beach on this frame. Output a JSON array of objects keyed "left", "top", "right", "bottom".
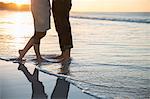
[
  {"left": 0, "top": 60, "right": 95, "bottom": 99},
  {"left": 0, "top": 11, "right": 150, "bottom": 98}
]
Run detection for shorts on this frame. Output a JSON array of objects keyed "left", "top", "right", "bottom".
[{"left": 31, "top": 0, "right": 51, "bottom": 32}]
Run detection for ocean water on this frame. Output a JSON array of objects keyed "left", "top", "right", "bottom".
[{"left": 0, "top": 10, "right": 150, "bottom": 99}]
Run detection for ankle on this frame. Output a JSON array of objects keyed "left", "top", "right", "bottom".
[
  {"left": 19, "top": 49, "right": 25, "bottom": 58},
  {"left": 63, "top": 49, "right": 71, "bottom": 58}
]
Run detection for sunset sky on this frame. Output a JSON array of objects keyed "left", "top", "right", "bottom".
[{"left": 0, "top": 0, "right": 150, "bottom": 12}]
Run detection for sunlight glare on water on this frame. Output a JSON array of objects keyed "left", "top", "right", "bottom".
[
  {"left": 0, "top": 11, "right": 34, "bottom": 55},
  {"left": 5, "top": 11, "right": 34, "bottom": 37}
]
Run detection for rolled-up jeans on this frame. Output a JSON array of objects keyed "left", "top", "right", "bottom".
[{"left": 52, "top": 0, "right": 73, "bottom": 51}]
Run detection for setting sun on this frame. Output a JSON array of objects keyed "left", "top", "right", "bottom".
[{"left": 1, "top": 0, "right": 30, "bottom": 4}]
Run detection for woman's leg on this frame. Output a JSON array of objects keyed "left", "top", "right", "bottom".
[
  {"left": 19, "top": 32, "right": 46, "bottom": 64},
  {"left": 18, "top": 37, "right": 34, "bottom": 60}
]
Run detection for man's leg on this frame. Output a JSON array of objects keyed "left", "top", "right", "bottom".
[{"left": 52, "top": 0, "right": 73, "bottom": 62}]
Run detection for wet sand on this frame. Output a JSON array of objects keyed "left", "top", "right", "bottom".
[{"left": 0, "top": 60, "right": 95, "bottom": 99}]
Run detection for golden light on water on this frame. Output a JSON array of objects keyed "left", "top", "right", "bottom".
[
  {"left": 8, "top": 12, "right": 32, "bottom": 37},
  {"left": 1, "top": 14, "right": 32, "bottom": 55},
  {"left": 16, "top": 3, "right": 22, "bottom": 8},
  {"left": 0, "top": 11, "right": 34, "bottom": 51}
]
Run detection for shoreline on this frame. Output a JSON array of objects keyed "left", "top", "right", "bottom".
[{"left": 0, "top": 60, "right": 96, "bottom": 99}]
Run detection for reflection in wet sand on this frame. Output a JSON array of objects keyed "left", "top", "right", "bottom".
[
  {"left": 18, "top": 64, "right": 48, "bottom": 99},
  {"left": 51, "top": 78, "right": 70, "bottom": 99},
  {"left": 51, "top": 61, "right": 71, "bottom": 99},
  {"left": 18, "top": 61, "right": 71, "bottom": 99}
]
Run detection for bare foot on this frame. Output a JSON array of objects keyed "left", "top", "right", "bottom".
[
  {"left": 59, "top": 57, "right": 71, "bottom": 65},
  {"left": 59, "top": 49, "right": 71, "bottom": 64}
]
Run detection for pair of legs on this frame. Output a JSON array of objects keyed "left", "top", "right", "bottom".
[
  {"left": 18, "top": 0, "right": 50, "bottom": 64},
  {"left": 52, "top": 0, "right": 73, "bottom": 62},
  {"left": 18, "top": 31, "right": 46, "bottom": 64}
]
